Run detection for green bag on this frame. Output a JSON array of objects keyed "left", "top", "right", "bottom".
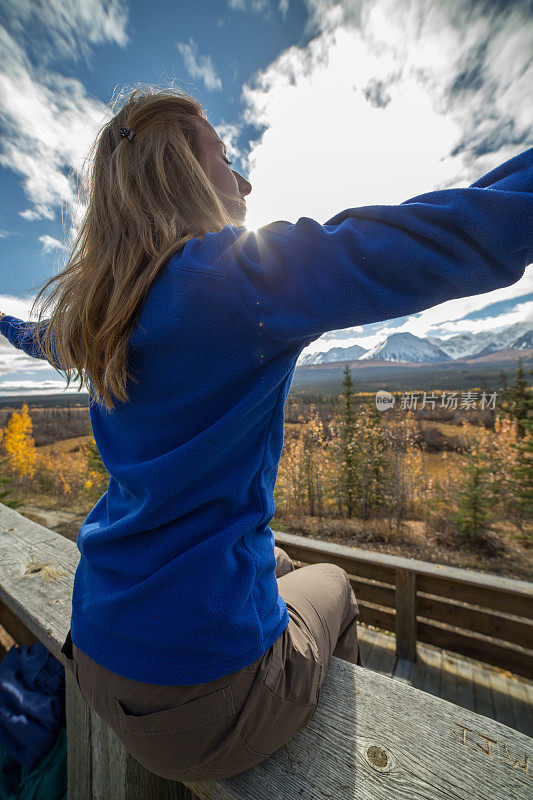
[{"left": 0, "top": 726, "right": 66, "bottom": 800}]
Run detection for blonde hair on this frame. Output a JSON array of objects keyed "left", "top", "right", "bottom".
[{"left": 29, "top": 84, "right": 242, "bottom": 412}]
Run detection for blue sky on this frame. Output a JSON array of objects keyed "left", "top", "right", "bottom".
[{"left": 0, "top": 0, "right": 532, "bottom": 396}]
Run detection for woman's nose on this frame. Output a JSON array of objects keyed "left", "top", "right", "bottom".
[{"left": 234, "top": 171, "right": 252, "bottom": 197}]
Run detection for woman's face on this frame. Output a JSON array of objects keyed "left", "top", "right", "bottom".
[{"left": 195, "top": 117, "right": 252, "bottom": 226}]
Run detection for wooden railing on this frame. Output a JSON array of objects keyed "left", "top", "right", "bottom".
[
  {"left": 0, "top": 502, "right": 531, "bottom": 800},
  {"left": 273, "top": 530, "right": 533, "bottom": 681}
]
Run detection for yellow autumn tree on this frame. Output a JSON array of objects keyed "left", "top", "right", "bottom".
[
  {"left": 301, "top": 405, "right": 329, "bottom": 519},
  {"left": 35, "top": 449, "right": 89, "bottom": 498},
  {"left": 276, "top": 434, "right": 306, "bottom": 514},
  {"left": 489, "top": 415, "right": 520, "bottom": 518},
  {"left": 0, "top": 403, "right": 38, "bottom": 481},
  {"left": 382, "top": 411, "right": 424, "bottom": 531}
]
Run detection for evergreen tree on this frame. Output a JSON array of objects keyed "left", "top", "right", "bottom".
[
  {"left": 353, "top": 404, "right": 388, "bottom": 519},
  {"left": 512, "top": 434, "right": 533, "bottom": 532},
  {"left": 340, "top": 364, "right": 357, "bottom": 517},
  {"left": 506, "top": 358, "right": 533, "bottom": 438},
  {"left": 511, "top": 404, "right": 533, "bottom": 533},
  {"left": 498, "top": 369, "right": 508, "bottom": 391},
  {"left": 451, "top": 441, "right": 498, "bottom": 543},
  {"left": 495, "top": 370, "right": 510, "bottom": 417},
  {"left": 0, "top": 457, "right": 22, "bottom": 509}
]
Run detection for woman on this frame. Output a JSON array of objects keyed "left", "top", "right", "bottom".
[{"left": 1, "top": 85, "right": 532, "bottom": 782}]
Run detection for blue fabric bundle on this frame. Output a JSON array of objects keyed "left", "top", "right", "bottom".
[{"left": 0, "top": 643, "right": 65, "bottom": 773}]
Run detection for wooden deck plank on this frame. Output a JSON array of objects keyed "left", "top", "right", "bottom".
[
  {"left": 489, "top": 666, "right": 518, "bottom": 730},
  {"left": 412, "top": 644, "right": 443, "bottom": 699},
  {"left": 358, "top": 626, "right": 381, "bottom": 669},
  {"left": 439, "top": 650, "right": 459, "bottom": 705},
  {"left": 505, "top": 674, "right": 533, "bottom": 737},
  {"left": 454, "top": 655, "right": 476, "bottom": 714},
  {"left": 392, "top": 657, "right": 414, "bottom": 684},
  {"left": 358, "top": 623, "right": 533, "bottom": 741},
  {"left": 433, "top": 647, "right": 533, "bottom": 737},
  {"left": 520, "top": 673, "right": 533, "bottom": 711},
  {"left": 358, "top": 624, "right": 378, "bottom": 666},
  {"left": 471, "top": 661, "right": 496, "bottom": 722},
  {"left": 364, "top": 628, "right": 396, "bottom": 677},
  {"left": 357, "top": 628, "right": 532, "bottom": 739}
]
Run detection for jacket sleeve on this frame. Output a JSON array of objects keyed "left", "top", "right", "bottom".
[
  {"left": 0, "top": 316, "right": 61, "bottom": 365},
  {"left": 217, "top": 146, "right": 533, "bottom": 343}
]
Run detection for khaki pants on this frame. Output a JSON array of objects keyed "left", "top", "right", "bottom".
[{"left": 61, "top": 546, "right": 363, "bottom": 781}]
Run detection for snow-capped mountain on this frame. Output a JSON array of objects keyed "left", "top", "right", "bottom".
[
  {"left": 469, "top": 325, "right": 532, "bottom": 357},
  {"left": 426, "top": 331, "right": 494, "bottom": 359},
  {"left": 359, "top": 332, "right": 451, "bottom": 363},
  {"left": 296, "top": 321, "right": 533, "bottom": 366},
  {"left": 428, "top": 321, "right": 532, "bottom": 359},
  {"left": 509, "top": 330, "right": 533, "bottom": 350},
  {"left": 297, "top": 343, "right": 367, "bottom": 366}
]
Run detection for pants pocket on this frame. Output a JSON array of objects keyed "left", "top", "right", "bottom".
[
  {"left": 234, "top": 627, "right": 322, "bottom": 757},
  {"left": 184, "top": 728, "right": 272, "bottom": 780},
  {"left": 235, "top": 680, "right": 318, "bottom": 757},
  {"left": 112, "top": 685, "right": 237, "bottom": 778},
  {"left": 261, "top": 621, "right": 323, "bottom": 706}
]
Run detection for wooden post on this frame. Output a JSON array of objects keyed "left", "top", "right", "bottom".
[
  {"left": 395, "top": 568, "right": 417, "bottom": 662},
  {"left": 65, "top": 666, "right": 91, "bottom": 800}
]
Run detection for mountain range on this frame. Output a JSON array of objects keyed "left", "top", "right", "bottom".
[{"left": 297, "top": 321, "right": 533, "bottom": 365}]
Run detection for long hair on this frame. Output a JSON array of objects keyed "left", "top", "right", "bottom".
[{"left": 29, "top": 84, "right": 242, "bottom": 412}]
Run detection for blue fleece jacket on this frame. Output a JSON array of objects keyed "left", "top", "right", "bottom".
[{"left": 1, "top": 147, "right": 532, "bottom": 685}]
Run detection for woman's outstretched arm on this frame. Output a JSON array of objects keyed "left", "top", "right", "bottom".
[
  {"left": 0, "top": 315, "right": 58, "bottom": 363},
  {"left": 211, "top": 146, "right": 533, "bottom": 344}
]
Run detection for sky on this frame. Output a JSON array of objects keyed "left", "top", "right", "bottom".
[{"left": 0, "top": 0, "right": 532, "bottom": 397}]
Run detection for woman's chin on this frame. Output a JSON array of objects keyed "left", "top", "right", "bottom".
[{"left": 231, "top": 212, "right": 246, "bottom": 228}]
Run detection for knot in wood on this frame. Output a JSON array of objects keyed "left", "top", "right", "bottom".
[{"left": 366, "top": 745, "right": 389, "bottom": 770}]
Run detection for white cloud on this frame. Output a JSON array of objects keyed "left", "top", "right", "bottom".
[
  {"left": 1, "top": 0, "right": 129, "bottom": 64},
  {"left": 0, "top": 291, "right": 65, "bottom": 384},
  {"left": 0, "top": 26, "right": 113, "bottom": 227},
  {"left": 0, "top": 0, "right": 127, "bottom": 230},
  {"left": 0, "top": 294, "right": 61, "bottom": 388},
  {"left": 39, "top": 234, "right": 68, "bottom": 253},
  {"left": 432, "top": 299, "right": 533, "bottom": 338},
  {"left": 0, "top": 293, "right": 42, "bottom": 320},
  {"left": 0, "top": 350, "right": 63, "bottom": 382},
  {"left": 242, "top": 1, "right": 532, "bottom": 230},
  {"left": 392, "top": 271, "right": 533, "bottom": 339},
  {"left": 215, "top": 123, "right": 242, "bottom": 160},
  {"left": 227, "top": 0, "right": 278, "bottom": 19},
  {"left": 229, "top": 0, "right": 269, "bottom": 11},
  {"left": 239, "top": 0, "right": 532, "bottom": 352},
  {"left": 176, "top": 39, "right": 223, "bottom": 92},
  {"left": 0, "top": 355, "right": 57, "bottom": 373},
  {"left": 0, "top": 379, "right": 77, "bottom": 397}
]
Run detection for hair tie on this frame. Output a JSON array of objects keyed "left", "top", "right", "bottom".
[{"left": 118, "top": 126, "right": 134, "bottom": 142}]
